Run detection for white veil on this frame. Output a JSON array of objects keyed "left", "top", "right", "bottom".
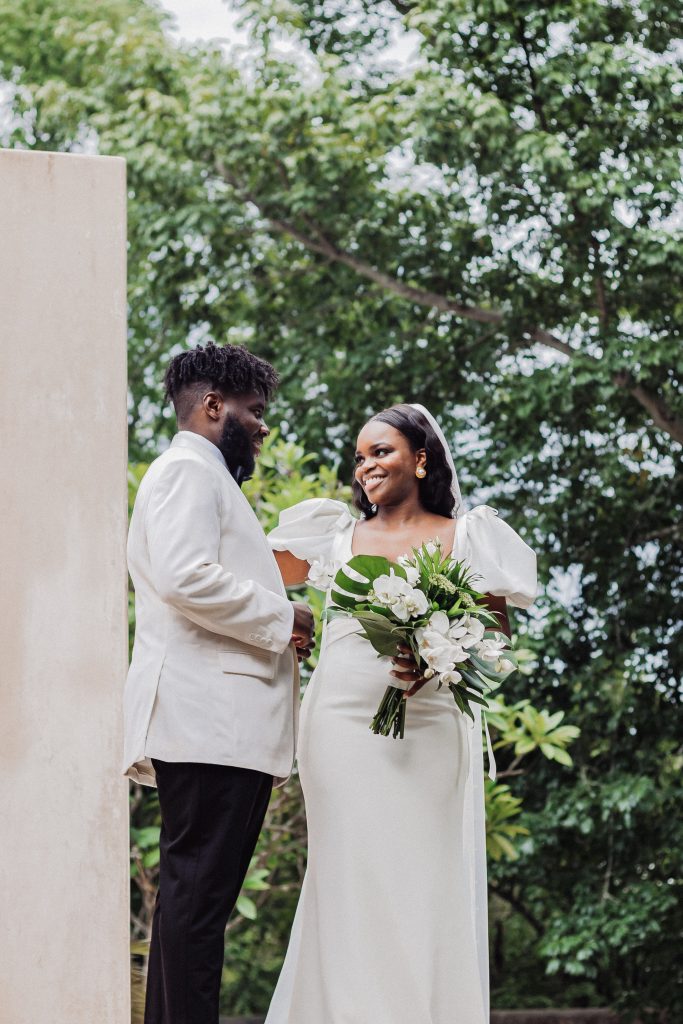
[{"left": 409, "top": 403, "right": 490, "bottom": 1021}]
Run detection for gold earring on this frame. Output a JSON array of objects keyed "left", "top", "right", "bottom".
[{"left": 416, "top": 466, "right": 427, "bottom": 479}]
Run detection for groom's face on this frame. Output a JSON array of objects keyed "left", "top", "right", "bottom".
[{"left": 217, "top": 389, "right": 270, "bottom": 477}]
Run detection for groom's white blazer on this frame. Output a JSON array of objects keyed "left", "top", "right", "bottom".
[{"left": 123, "top": 431, "right": 298, "bottom": 786}]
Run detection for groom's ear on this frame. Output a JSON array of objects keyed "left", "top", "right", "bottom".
[{"left": 202, "top": 390, "right": 224, "bottom": 421}]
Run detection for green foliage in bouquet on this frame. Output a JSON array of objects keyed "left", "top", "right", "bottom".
[{"left": 330, "top": 542, "right": 523, "bottom": 736}]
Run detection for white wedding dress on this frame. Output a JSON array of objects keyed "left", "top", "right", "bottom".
[{"left": 266, "top": 499, "right": 536, "bottom": 1024}]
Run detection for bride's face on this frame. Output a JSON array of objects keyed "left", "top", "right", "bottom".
[{"left": 354, "top": 421, "right": 425, "bottom": 507}]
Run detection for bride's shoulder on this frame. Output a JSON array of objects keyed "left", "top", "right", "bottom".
[
  {"left": 456, "top": 504, "right": 499, "bottom": 523},
  {"left": 277, "top": 497, "right": 355, "bottom": 531},
  {"left": 455, "top": 504, "right": 537, "bottom": 607},
  {"left": 268, "top": 498, "right": 356, "bottom": 560},
  {"left": 457, "top": 504, "right": 525, "bottom": 541}
]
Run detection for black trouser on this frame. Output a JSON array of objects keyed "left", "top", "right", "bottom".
[{"left": 144, "top": 759, "right": 273, "bottom": 1024}]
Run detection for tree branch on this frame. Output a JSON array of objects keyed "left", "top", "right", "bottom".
[
  {"left": 216, "top": 162, "right": 683, "bottom": 443},
  {"left": 216, "top": 162, "right": 574, "bottom": 349},
  {"left": 271, "top": 213, "right": 579, "bottom": 355},
  {"left": 613, "top": 371, "right": 683, "bottom": 445},
  {"left": 602, "top": 823, "right": 615, "bottom": 901},
  {"left": 384, "top": 0, "right": 417, "bottom": 14},
  {"left": 632, "top": 524, "right": 683, "bottom": 545},
  {"left": 591, "top": 236, "right": 609, "bottom": 329},
  {"left": 489, "top": 883, "right": 546, "bottom": 937},
  {"left": 517, "top": 20, "right": 548, "bottom": 132}
]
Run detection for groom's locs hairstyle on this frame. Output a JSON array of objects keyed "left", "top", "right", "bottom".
[
  {"left": 352, "top": 404, "right": 457, "bottom": 520},
  {"left": 163, "top": 343, "right": 279, "bottom": 421}
]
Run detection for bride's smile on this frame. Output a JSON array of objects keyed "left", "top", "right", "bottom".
[{"left": 362, "top": 472, "right": 387, "bottom": 491}]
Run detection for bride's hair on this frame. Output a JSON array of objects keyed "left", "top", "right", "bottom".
[{"left": 352, "top": 404, "right": 457, "bottom": 520}]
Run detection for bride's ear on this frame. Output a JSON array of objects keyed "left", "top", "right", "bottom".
[{"left": 415, "top": 449, "right": 427, "bottom": 477}]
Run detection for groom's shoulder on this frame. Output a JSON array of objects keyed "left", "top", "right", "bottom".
[{"left": 139, "top": 445, "right": 222, "bottom": 495}]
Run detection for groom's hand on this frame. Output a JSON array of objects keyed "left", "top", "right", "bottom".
[
  {"left": 291, "top": 601, "right": 315, "bottom": 661},
  {"left": 391, "top": 643, "right": 428, "bottom": 697}
]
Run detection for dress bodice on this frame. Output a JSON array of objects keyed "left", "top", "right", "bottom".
[{"left": 268, "top": 498, "right": 537, "bottom": 609}]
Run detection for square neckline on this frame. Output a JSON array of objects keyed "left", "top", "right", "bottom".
[{"left": 348, "top": 516, "right": 460, "bottom": 563}]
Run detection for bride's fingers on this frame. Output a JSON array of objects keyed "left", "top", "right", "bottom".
[
  {"left": 403, "top": 677, "right": 429, "bottom": 697},
  {"left": 390, "top": 659, "right": 417, "bottom": 677},
  {"left": 391, "top": 658, "right": 424, "bottom": 686},
  {"left": 391, "top": 647, "right": 427, "bottom": 692}
]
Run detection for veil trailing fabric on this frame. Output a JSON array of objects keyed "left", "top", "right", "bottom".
[{"left": 409, "top": 403, "right": 490, "bottom": 1022}]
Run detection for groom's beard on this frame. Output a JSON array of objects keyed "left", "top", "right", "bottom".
[{"left": 218, "top": 415, "right": 256, "bottom": 483}]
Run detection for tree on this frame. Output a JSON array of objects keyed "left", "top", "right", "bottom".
[{"left": 2, "top": 0, "right": 680, "bottom": 1014}]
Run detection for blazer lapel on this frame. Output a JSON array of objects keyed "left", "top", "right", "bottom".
[{"left": 170, "top": 432, "right": 286, "bottom": 595}]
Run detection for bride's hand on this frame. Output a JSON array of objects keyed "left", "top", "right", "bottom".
[{"left": 391, "top": 644, "right": 428, "bottom": 697}]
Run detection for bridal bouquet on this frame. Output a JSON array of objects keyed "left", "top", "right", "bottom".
[{"left": 329, "top": 540, "right": 519, "bottom": 738}]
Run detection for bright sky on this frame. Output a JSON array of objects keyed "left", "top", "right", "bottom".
[
  {"left": 160, "top": 0, "right": 422, "bottom": 67},
  {"left": 161, "top": 0, "right": 245, "bottom": 45}
]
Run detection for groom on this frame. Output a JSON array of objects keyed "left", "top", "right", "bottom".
[{"left": 123, "top": 342, "right": 314, "bottom": 1024}]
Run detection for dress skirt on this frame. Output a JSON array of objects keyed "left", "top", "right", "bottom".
[{"left": 265, "top": 618, "right": 487, "bottom": 1024}]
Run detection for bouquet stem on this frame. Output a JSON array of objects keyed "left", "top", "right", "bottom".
[{"left": 371, "top": 685, "right": 407, "bottom": 738}]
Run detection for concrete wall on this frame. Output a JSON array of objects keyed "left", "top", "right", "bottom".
[{"left": 0, "top": 150, "right": 129, "bottom": 1024}]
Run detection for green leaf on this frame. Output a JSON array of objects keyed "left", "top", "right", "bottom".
[
  {"left": 345, "top": 554, "right": 398, "bottom": 580},
  {"left": 332, "top": 567, "right": 372, "bottom": 596},
  {"left": 464, "top": 690, "right": 490, "bottom": 708},
  {"left": 235, "top": 894, "right": 257, "bottom": 921},
  {"left": 329, "top": 589, "right": 360, "bottom": 610},
  {"left": 357, "top": 613, "right": 405, "bottom": 657}
]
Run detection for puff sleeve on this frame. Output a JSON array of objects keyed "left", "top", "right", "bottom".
[
  {"left": 457, "top": 505, "right": 537, "bottom": 609},
  {"left": 268, "top": 498, "right": 355, "bottom": 566}
]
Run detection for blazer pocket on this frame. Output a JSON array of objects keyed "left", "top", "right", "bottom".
[{"left": 218, "top": 646, "right": 276, "bottom": 680}]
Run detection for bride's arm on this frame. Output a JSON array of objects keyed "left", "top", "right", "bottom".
[{"left": 274, "top": 549, "right": 311, "bottom": 588}]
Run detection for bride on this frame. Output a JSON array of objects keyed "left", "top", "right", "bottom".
[{"left": 265, "top": 403, "right": 536, "bottom": 1024}]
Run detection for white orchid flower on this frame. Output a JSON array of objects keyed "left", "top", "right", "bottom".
[
  {"left": 415, "top": 623, "right": 448, "bottom": 654},
  {"left": 307, "top": 558, "right": 336, "bottom": 591},
  {"left": 427, "top": 610, "right": 451, "bottom": 635},
  {"left": 416, "top": 612, "right": 454, "bottom": 667},
  {"left": 372, "top": 570, "right": 406, "bottom": 607},
  {"left": 421, "top": 640, "right": 469, "bottom": 676},
  {"left": 420, "top": 641, "right": 458, "bottom": 674},
  {"left": 396, "top": 555, "right": 420, "bottom": 587},
  {"left": 448, "top": 643, "right": 469, "bottom": 664},
  {"left": 477, "top": 635, "right": 508, "bottom": 661},
  {"left": 441, "top": 669, "right": 463, "bottom": 686},
  {"left": 417, "top": 610, "right": 469, "bottom": 673},
  {"left": 406, "top": 589, "right": 429, "bottom": 616},
  {"left": 404, "top": 565, "right": 420, "bottom": 587},
  {"left": 449, "top": 614, "right": 486, "bottom": 649},
  {"left": 372, "top": 570, "right": 430, "bottom": 621},
  {"left": 448, "top": 616, "right": 469, "bottom": 642},
  {"left": 494, "top": 657, "right": 515, "bottom": 674},
  {"left": 390, "top": 597, "right": 412, "bottom": 623}
]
